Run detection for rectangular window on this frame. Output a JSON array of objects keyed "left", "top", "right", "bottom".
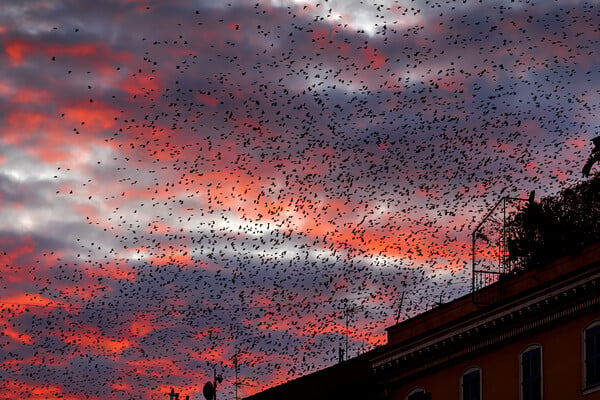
[
  {"left": 521, "top": 347, "right": 541, "bottom": 400},
  {"left": 586, "top": 324, "right": 600, "bottom": 388},
  {"left": 462, "top": 369, "right": 481, "bottom": 400}
]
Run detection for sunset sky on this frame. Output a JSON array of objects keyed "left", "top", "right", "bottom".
[{"left": 1, "top": 0, "right": 599, "bottom": 398}]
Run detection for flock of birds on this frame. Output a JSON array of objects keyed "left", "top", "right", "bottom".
[{"left": 2, "top": 0, "right": 600, "bottom": 399}]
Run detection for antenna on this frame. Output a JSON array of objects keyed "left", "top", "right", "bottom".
[
  {"left": 233, "top": 350, "right": 239, "bottom": 400},
  {"left": 229, "top": 349, "right": 255, "bottom": 398},
  {"left": 435, "top": 293, "right": 444, "bottom": 307},
  {"left": 202, "top": 367, "right": 223, "bottom": 400},
  {"left": 395, "top": 291, "right": 405, "bottom": 324},
  {"left": 343, "top": 305, "right": 355, "bottom": 360}
]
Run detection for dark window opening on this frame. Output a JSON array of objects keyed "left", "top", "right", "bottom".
[
  {"left": 586, "top": 324, "right": 600, "bottom": 388},
  {"left": 462, "top": 369, "right": 481, "bottom": 400},
  {"left": 521, "top": 347, "right": 542, "bottom": 400}
]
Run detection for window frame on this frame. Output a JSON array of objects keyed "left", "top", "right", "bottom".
[
  {"left": 584, "top": 320, "right": 600, "bottom": 393},
  {"left": 406, "top": 386, "right": 426, "bottom": 400},
  {"left": 520, "top": 344, "right": 543, "bottom": 400},
  {"left": 460, "top": 366, "right": 482, "bottom": 400}
]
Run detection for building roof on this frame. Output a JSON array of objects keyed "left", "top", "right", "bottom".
[
  {"left": 373, "top": 241, "right": 600, "bottom": 382},
  {"left": 385, "top": 241, "right": 600, "bottom": 347},
  {"left": 245, "top": 241, "right": 600, "bottom": 398},
  {"left": 244, "top": 348, "right": 385, "bottom": 400}
]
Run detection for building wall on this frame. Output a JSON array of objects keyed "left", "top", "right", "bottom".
[{"left": 389, "top": 310, "right": 600, "bottom": 400}]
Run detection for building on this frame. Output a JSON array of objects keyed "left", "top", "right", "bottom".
[
  {"left": 243, "top": 351, "right": 380, "bottom": 400},
  {"left": 246, "top": 242, "right": 600, "bottom": 400}
]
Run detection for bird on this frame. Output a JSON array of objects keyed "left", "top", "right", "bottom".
[{"left": 1, "top": 1, "right": 598, "bottom": 399}]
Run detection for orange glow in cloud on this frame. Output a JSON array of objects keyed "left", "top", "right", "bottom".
[
  {"left": 57, "top": 283, "right": 106, "bottom": 302},
  {"left": 104, "top": 338, "right": 131, "bottom": 353},
  {"left": 129, "top": 358, "right": 182, "bottom": 378},
  {"left": 46, "top": 43, "right": 130, "bottom": 61},
  {"left": 3, "top": 110, "right": 99, "bottom": 164},
  {"left": 111, "top": 381, "right": 132, "bottom": 392},
  {"left": 0, "top": 80, "right": 14, "bottom": 96},
  {"left": 4, "top": 38, "right": 131, "bottom": 66},
  {"left": 187, "top": 166, "right": 442, "bottom": 262},
  {"left": 566, "top": 137, "right": 587, "bottom": 148},
  {"left": 27, "top": 141, "right": 73, "bottom": 164},
  {"left": 311, "top": 26, "right": 331, "bottom": 42},
  {"left": 188, "top": 346, "right": 228, "bottom": 363},
  {"left": 4, "top": 111, "right": 48, "bottom": 143},
  {"left": 10, "top": 88, "right": 52, "bottom": 104},
  {"left": 193, "top": 327, "right": 220, "bottom": 340},
  {"left": 61, "top": 330, "right": 131, "bottom": 355},
  {"left": 148, "top": 244, "right": 193, "bottom": 266},
  {"left": 60, "top": 101, "right": 119, "bottom": 131},
  {"left": 3, "top": 327, "right": 33, "bottom": 344},
  {"left": 0, "top": 293, "right": 61, "bottom": 308},
  {"left": 361, "top": 47, "right": 386, "bottom": 69},
  {"left": 4, "top": 39, "right": 34, "bottom": 66},
  {"left": 121, "top": 72, "right": 160, "bottom": 96},
  {"left": 87, "top": 263, "right": 136, "bottom": 282},
  {"left": 130, "top": 314, "right": 154, "bottom": 337},
  {"left": 1, "top": 381, "right": 81, "bottom": 400},
  {"left": 197, "top": 93, "right": 219, "bottom": 107},
  {"left": 0, "top": 236, "right": 35, "bottom": 266},
  {"left": 551, "top": 168, "right": 569, "bottom": 183}
]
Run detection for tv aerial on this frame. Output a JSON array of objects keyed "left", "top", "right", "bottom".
[{"left": 203, "top": 368, "right": 223, "bottom": 400}]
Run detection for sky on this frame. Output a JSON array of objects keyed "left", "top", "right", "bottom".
[{"left": 1, "top": 0, "right": 599, "bottom": 399}]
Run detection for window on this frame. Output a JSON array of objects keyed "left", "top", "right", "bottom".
[
  {"left": 585, "top": 322, "right": 600, "bottom": 389},
  {"left": 407, "top": 388, "right": 430, "bottom": 400},
  {"left": 461, "top": 367, "right": 481, "bottom": 400},
  {"left": 521, "top": 345, "right": 542, "bottom": 400}
]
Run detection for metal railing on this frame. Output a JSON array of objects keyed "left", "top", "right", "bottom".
[{"left": 472, "top": 196, "right": 530, "bottom": 305}]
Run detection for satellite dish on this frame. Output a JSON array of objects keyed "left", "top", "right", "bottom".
[{"left": 203, "top": 381, "right": 215, "bottom": 400}]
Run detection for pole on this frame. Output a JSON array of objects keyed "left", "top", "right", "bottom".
[
  {"left": 234, "top": 352, "right": 238, "bottom": 400},
  {"left": 502, "top": 197, "right": 506, "bottom": 274},
  {"left": 395, "top": 291, "right": 405, "bottom": 324},
  {"left": 472, "top": 228, "right": 476, "bottom": 293},
  {"left": 345, "top": 310, "right": 349, "bottom": 360}
]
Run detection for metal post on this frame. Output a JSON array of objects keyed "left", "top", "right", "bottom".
[
  {"left": 234, "top": 352, "right": 238, "bottom": 400},
  {"left": 502, "top": 197, "right": 506, "bottom": 274},
  {"left": 395, "top": 291, "right": 405, "bottom": 324},
  {"left": 472, "top": 229, "right": 476, "bottom": 293},
  {"left": 345, "top": 310, "right": 349, "bottom": 360}
]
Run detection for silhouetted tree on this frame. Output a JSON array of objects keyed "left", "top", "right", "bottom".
[{"left": 506, "top": 175, "right": 600, "bottom": 270}]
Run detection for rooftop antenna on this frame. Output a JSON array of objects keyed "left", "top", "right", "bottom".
[
  {"left": 230, "top": 349, "right": 255, "bottom": 398},
  {"left": 435, "top": 293, "right": 444, "bottom": 307},
  {"left": 343, "top": 305, "right": 355, "bottom": 360},
  {"left": 202, "top": 367, "right": 223, "bottom": 400},
  {"left": 395, "top": 291, "right": 405, "bottom": 324},
  {"left": 233, "top": 350, "right": 240, "bottom": 400}
]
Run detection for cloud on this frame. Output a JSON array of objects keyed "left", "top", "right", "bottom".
[{"left": 0, "top": 0, "right": 599, "bottom": 398}]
